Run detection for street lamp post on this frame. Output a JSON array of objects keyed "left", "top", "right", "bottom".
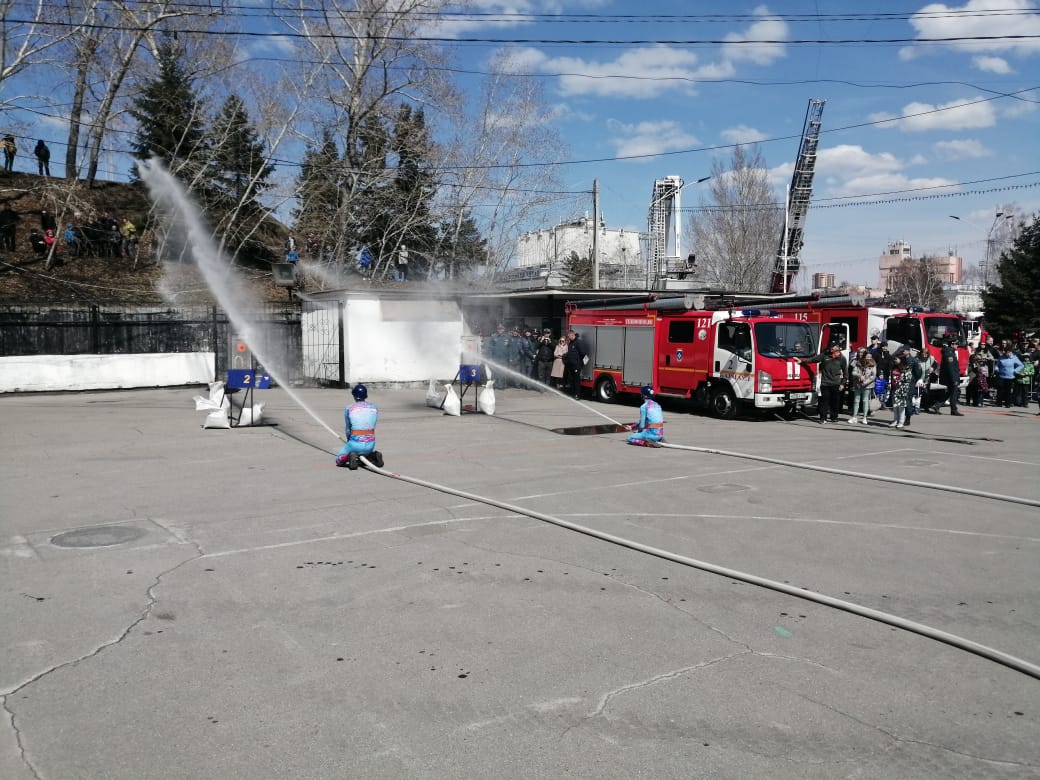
[{"left": 948, "top": 212, "right": 1013, "bottom": 287}]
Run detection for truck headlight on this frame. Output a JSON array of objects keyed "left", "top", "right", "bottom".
[{"left": 757, "top": 370, "right": 773, "bottom": 393}]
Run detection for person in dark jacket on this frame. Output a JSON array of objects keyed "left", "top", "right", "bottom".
[
  {"left": 34, "top": 140, "right": 50, "bottom": 176},
  {"left": 563, "top": 330, "right": 586, "bottom": 399},
  {"left": 934, "top": 334, "right": 964, "bottom": 415},
  {"left": 797, "top": 342, "right": 847, "bottom": 423},
  {"left": 534, "top": 328, "right": 555, "bottom": 386}
]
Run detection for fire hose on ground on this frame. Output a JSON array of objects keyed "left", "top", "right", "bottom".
[{"left": 357, "top": 453, "right": 1040, "bottom": 682}]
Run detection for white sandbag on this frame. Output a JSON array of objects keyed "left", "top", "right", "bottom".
[
  {"left": 237, "top": 403, "right": 265, "bottom": 426},
  {"left": 425, "top": 378, "right": 441, "bottom": 408},
  {"left": 478, "top": 380, "right": 496, "bottom": 415},
  {"left": 194, "top": 381, "right": 229, "bottom": 412},
  {"left": 202, "top": 409, "right": 231, "bottom": 429},
  {"left": 442, "top": 384, "right": 461, "bottom": 416}
]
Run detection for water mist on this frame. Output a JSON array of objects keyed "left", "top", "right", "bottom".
[{"left": 138, "top": 159, "right": 342, "bottom": 442}]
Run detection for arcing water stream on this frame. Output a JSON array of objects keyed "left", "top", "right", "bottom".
[{"left": 138, "top": 159, "right": 342, "bottom": 442}]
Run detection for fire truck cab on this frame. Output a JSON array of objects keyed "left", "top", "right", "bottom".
[
  {"left": 784, "top": 302, "right": 971, "bottom": 388},
  {"left": 566, "top": 298, "right": 819, "bottom": 419}
]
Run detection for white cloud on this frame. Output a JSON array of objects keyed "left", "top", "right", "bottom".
[
  {"left": 899, "top": 0, "right": 1040, "bottom": 60},
  {"left": 1002, "top": 99, "right": 1038, "bottom": 118},
  {"left": 933, "top": 139, "right": 992, "bottom": 159},
  {"left": 248, "top": 35, "right": 297, "bottom": 57},
  {"left": 492, "top": 6, "right": 785, "bottom": 100},
  {"left": 869, "top": 97, "right": 997, "bottom": 131},
  {"left": 815, "top": 145, "right": 905, "bottom": 177},
  {"left": 772, "top": 144, "right": 957, "bottom": 199},
  {"left": 606, "top": 119, "right": 700, "bottom": 161},
  {"left": 723, "top": 5, "right": 789, "bottom": 65},
  {"left": 972, "top": 55, "right": 1013, "bottom": 73},
  {"left": 721, "top": 125, "right": 768, "bottom": 143}
]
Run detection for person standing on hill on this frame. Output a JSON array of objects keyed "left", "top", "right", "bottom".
[
  {"left": 2, "top": 135, "right": 16, "bottom": 172},
  {"left": 120, "top": 218, "right": 137, "bottom": 257},
  {"left": 0, "top": 206, "right": 18, "bottom": 250},
  {"left": 34, "top": 140, "right": 50, "bottom": 176}
]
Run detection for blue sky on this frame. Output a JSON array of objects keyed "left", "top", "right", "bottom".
[
  {"left": 9, "top": 0, "right": 1039, "bottom": 289},
  {"left": 435, "top": 0, "right": 1040, "bottom": 287}
]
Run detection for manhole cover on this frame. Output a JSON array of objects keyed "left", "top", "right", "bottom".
[
  {"left": 905, "top": 459, "right": 939, "bottom": 467},
  {"left": 697, "top": 483, "right": 750, "bottom": 494},
  {"left": 51, "top": 525, "right": 147, "bottom": 548}
]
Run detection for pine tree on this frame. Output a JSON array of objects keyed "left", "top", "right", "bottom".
[
  {"left": 561, "top": 249, "right": 593, "bottom": 288},
  {"left": 388, "top": 105, "right": 437, "bottom": 277},
  {"left": 293, "top": 130, "right": 343, "bottom": 258},
  {"left": 981, "top": 215, "right": 1040, "bottom": 339},
  {"left": 205, "top": 95, "right": 275, "bottom": 264},
  {"left": 128, "top": 41, "right": 209, "bottom": 185},
  {"left": 209, "top": 95, "right": 273, "bottom": 211},
  {"left": 439, "top": 212, "right": 488, "bottom": 280}
]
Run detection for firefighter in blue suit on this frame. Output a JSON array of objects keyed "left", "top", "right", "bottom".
[
  {"left": 626, "top": 386, "right": 664, "bottom": 446},
  {"left": 335, "top": 384, "right": 384, "bottom": 469}
]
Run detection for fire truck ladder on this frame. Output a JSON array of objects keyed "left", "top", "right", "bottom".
[{"left": 771, "top": 99, "right": 825, "bottom": 294}]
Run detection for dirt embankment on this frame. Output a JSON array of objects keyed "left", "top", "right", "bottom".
[{"left": 0, "top": 172, "right": 291, "bottom": 305}]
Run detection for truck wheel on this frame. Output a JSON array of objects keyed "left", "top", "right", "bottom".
[
  {"left": 710, "top": 386, "right": 738, "bottom": 419},
  {"left": 595, "top": 375, "right": 618, "bottom": 403}
]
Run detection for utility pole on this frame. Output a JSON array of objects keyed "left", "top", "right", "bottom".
[{"left": 592, "top": 179, "right": 600, "bottom": 290}]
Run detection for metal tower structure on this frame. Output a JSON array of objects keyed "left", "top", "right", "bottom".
[
  {"left": 771, "top": 99, "right": 826, "bottom": 294},
  {"left": 647, "top": 175, "right": 683, "bottom": 289}
]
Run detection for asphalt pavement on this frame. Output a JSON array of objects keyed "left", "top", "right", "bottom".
[{"left": 2, "top": 385, "right": 1038, "bottom": 779}]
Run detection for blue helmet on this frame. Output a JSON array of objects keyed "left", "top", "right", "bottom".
[
  {"left": 641, "top": 385, "right": 654, "bottom": 398},
  {"left": 351, "top": 384, "right": 368, "bottom": 401}
]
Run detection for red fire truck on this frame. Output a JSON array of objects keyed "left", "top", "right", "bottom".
[
  {"left": 753, "top": 295, "right": 971, "bottom": 387},
  {"left": 565, "top": 296, "right": 819, "bottom": 418}
]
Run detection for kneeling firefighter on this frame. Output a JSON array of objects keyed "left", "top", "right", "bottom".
[
  {"left": 626, "top": 386, "right": 664, "bottom": 446},
  {"left": 335, "top": 384, "right": 384, "bottom": 470}
]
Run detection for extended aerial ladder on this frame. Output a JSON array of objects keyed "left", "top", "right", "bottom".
[{"left": 771, "top": 99, "right": 825, "bottom": 294}]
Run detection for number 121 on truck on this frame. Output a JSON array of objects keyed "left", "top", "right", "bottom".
[{"left": 565, "top": 296, "right": 821, "bottom": 419}]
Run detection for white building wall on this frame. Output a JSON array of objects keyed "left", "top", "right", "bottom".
[
  {"left": 516, "top": 221, "right": 642, "bottom": 270},
  {"left": 342, "top": 298, "right": 464, "bottom": 382},
  {"left": 0, "top": 352, "right": 214, "bottom": 393}
]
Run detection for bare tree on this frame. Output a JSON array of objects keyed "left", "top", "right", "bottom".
[
  {"left": 0, "top": 0, "right": 87, "bottom": 98},
  {"left": 273, "top": 0, "right": 457, "bottom": 274},
  {"left": 688, "top": 144, "right": 783, "bottom": 292},
  {"left": 435, "top": 54, "right": 571, "bottom": 280},
  {"left": 887, "top": 256, "right": 948, "bottom": 309}
]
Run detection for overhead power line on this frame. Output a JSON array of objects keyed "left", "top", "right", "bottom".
[{"left": 6, "top": 16, "right": 1040, "bottom": 47}]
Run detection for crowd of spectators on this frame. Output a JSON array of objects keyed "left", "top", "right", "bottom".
[
  {"left": 471, "top": 324, "right": 1039, "bottom": 423},
  {"left": 967, "top": 336, "right": 1038, "bottom": 410},
  {"left": 0, "top": 207, "right": 138, "bottom": 261}
]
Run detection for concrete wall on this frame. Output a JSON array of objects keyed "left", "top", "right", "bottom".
[
  {"left": 344, "top": 298, "right": 463, "bottom": 382},
  {"left": 0, "top": 352, "right": 215, "bottom": 393}
]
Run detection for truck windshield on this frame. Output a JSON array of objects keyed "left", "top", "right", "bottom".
[
  {"left": 754, "top": 322, "right": 817, "bottom": 358},
  {"left": 925, "top": 316, "right": 963, "bottom": 346}
]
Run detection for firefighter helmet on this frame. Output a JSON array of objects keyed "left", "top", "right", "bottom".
[
  {"left": 351, "top": 384, "right": 368, "bottom": 401},
  {"left": 641, "top": 385, "right": 654, "bottom": 398}
]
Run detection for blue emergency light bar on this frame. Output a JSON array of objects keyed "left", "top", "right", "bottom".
[{"left": 738, "top": 309, "right": 780, "bottom": 317}]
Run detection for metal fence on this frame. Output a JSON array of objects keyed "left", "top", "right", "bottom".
[
  {"left": 300, "top": 299, "right": 344, "bottom": 386},
  {"left": 0, "top": 303, "right": 305, "bottom": 383}
]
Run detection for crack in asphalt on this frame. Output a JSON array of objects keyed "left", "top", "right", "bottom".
[
  {"left": 586, "top": 652, "right": 748, "bottom": 721},
  {"left": 791, "top": 690, "right": 1039, "bottom": 770},
  {"left": 1, "top": 551, "right": 202, "bottom": 780}
]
